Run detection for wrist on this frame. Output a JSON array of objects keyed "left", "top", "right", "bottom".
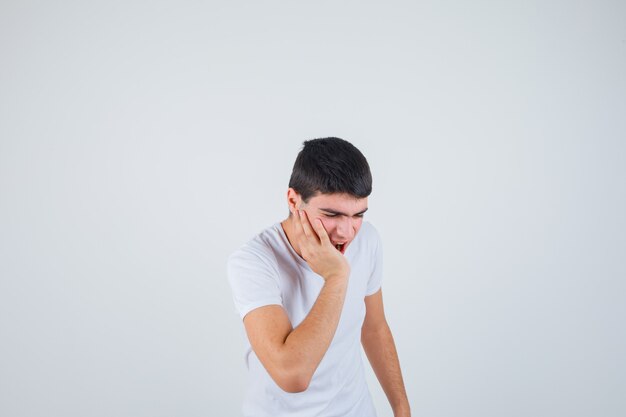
[{"left": 323, "top": 271, "right": 349, "bottom": 284}]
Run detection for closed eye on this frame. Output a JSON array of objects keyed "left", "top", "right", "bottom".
[
  {"left": 319, "top": 207, "right": 368, "bottom": 218},
  {"left": 323, "top": 213, "right": 365, "bottom": 219}
]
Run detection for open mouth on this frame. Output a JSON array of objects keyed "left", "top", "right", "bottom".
[{"left": 334, "top": 242, "right": 346, "bottom": 254}]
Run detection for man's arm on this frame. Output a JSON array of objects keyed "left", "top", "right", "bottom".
[
  {"left": 243, "top": 210, "right": 349, "bottom": 393},
  {"left": 244, "top": 277, "right": 347, "bottom": 393},
  {"left": 362, "top": 289, "right": 411, "bottom": 417}
]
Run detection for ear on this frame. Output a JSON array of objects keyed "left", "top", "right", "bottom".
[{"left": 286, "top": 188, "right": 302, "bottom": 214}]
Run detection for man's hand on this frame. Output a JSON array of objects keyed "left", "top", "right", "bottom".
[{"left": 293, "top": 209, "right": 350, "bottom": 281}]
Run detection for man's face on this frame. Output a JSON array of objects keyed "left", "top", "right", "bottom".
[{"left": 294, "top": 191, "right": 368, "bottom": 254}]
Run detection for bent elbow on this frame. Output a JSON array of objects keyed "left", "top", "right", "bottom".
[
  {"left": 274, "top": 369, "right": 311, "bottom": 393},
  {"left": 267, "top": 346, "right": 314, "bottom": 393},
  {"left": 276, "top": 376, "right": 311, "bottom": 394}
]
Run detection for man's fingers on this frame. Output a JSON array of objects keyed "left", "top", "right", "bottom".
[
  {"left": 292, "top": 209, "right": 304, "bottom": 235},
  {"left": 313, "top": 218, "right": 331, "bottom": 245},
  {"left": 299, "top": 210, "right": 315, "bottom": 238}
]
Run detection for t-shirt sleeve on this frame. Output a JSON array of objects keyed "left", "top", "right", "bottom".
[
  {"left": 227, "top": 246, "right": 283, "bottom": 320},
  {"left": 366, "top": 225, "right": 383, "bottom": 296}
]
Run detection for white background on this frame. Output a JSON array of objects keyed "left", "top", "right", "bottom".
[{"left": 1, "top": 1, "right": 625, "bottom": 416}]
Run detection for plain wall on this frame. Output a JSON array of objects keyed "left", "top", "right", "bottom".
[{"left": 1, "top": 1, "right": 625, "bottom": 416}]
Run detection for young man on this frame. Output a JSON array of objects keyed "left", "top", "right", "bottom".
[{"left": 228, "top": 138, "right": 410, "bottom": 417}]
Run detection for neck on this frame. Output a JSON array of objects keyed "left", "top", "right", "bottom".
[{"left": 281, "top": 216, "right": 303, "bottom": 258}]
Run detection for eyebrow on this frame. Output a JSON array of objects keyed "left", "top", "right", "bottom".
[{"left": 319, "top": 207, "right": 369, "bottom": 217}]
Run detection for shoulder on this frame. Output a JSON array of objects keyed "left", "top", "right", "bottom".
[
  {"left": 347, "top": 221, "right": 382, "bottom": 265},
  {"left": 227, "top": 225, "right": 286, "bottom": 319},
  {"left": 360, "top": 221, "right": 381, "bottom": 239},
  {"left": 357, "top": 221, "right": 382, "bottom": 249},
  {"left": 228, "top": 224, "right": 283, "bottom": 274}
]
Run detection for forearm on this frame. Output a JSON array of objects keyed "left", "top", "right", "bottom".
[
  {"left": 362, "top": 324, "right": 410, "bottom": 415},
  {"left": 281, "top": 276, "right": 348, "bottom": 382}
]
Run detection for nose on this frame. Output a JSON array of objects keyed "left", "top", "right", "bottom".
[{"left": 336, "top": 216, "right": 356, "bottom": 241}]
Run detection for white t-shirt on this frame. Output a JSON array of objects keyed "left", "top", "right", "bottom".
[{"left": 227, "top": 221, "right": 383, "bottom": 417}]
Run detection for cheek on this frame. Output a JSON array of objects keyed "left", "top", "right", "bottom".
[
  {"left": 322, "top": 219, "right": 339, "bottom": 232},
  {"left": 313, "top": 216, "right": 337, "bottom": 234}
]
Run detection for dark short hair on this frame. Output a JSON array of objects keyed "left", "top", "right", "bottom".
[{"left": 288, "top": 137, "right": 372, "bottom": 202}]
